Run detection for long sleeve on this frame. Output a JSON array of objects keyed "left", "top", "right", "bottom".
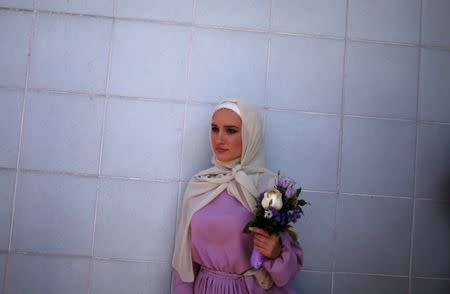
[
  {"left": 172, "top": 263, "right": 199, "bottom": 294},
  {"left": 263, "top": 232, "right": 303, "bottom": 287}
]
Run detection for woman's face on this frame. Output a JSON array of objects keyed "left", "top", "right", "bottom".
[{"left": 211, "top": 108, "right": 243, "bottom": 162}]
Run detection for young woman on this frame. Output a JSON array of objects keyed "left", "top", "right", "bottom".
[{"left": 172, "top": 100, "right": 303, "bottom": 293}]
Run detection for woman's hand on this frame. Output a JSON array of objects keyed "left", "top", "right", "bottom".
[{"left": 251, "top": 227, "right": 282, "bottom": 259}]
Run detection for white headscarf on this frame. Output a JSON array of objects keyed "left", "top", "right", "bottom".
[{"left": 172, "top": 99, "right": 276, "bottom": 282}]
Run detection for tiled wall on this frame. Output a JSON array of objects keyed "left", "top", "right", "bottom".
[{"left": 0, "top": 1, "right": 449, "bottom": 294}]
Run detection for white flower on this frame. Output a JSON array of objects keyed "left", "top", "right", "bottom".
[
  {"left": 261, "top": 189, "right": 283, "bottom": 210},
  {"left": 264, "top": 210, "right": 273, "bottom": 219}
]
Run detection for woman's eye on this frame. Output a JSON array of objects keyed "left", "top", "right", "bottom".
[
  {"left": 226, "top": 128, "right": 238, "bottom": 134},
  {"left": 211, "top": 126, "right": 219, "bottom": 132}
]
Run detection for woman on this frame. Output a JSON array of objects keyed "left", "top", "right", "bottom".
[{"left": 172, "top": 99, "right": 303, "bottom": 293}]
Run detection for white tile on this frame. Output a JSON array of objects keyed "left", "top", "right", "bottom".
[
  {"left": 20, "top": 91, "right": 104, "bottom": 174},
  {"left": 268, "top": 35, "right": 344, "bottom": 113},
  {"left": 413, "top": 278, "right": 450, "bottom": 294},
  {"left": 0, "top": 0, "right": 33, "bottom": 9},
  {"left": 415, "top": 123, "right": 450, "bottom": 200},
  {"left": 348, "top": 0, "right": 421, "bottom": 43},
  {"left": 13, "top": 172, "right": 97, "bottom": 255},
  {"left": 29, "top": 14, "right": 111, "bottom": 93},
  {"left": 115, "top": 0, "right": 193, "bottom": 23},
  {"left": 334, "top": 274, "right": 409, "bottom": 294},
  {"left": 341, "top": 117, "right": 416, "bottom": 196},
  {"left": 413, "top": 201, "right": 450, "bottom": 278},
  {"left": 293, "top": 192, "right": 336, "bottom": 271},
  {"left": 419, "top": 49, "right": 450, "bottom": 123},
  {"left": 94, "top": 179, "right": 178, "bottom": 261},
  {"left": 335, "top": 195, "right": 412, "bottom": 275},
  {"left": 36, "top": 0, "right": 113, "bottom": 16},
  {"left": 0, "top": 10, "right": 33, "bottom": 87},
  {"left": 289, "top": 271, "right": 332, "bottom": 294},
  {"left": 6, "top": 254, "right": 89, "bottom": 294},
  {"left": 422, "top": 0, "right": 450, "bottom": 47},
  {"left": 272, "top": 0, "right": 346, "bottom": 36},
  {"left": 0, "top": 170, "right": 15, "bottom": 250},
  {"left": 109, "top": 21, "right": 190, "bottom": 99},
  {"left": 0, "top": 89, "right": 23, "bottom": 168},
  {"left": 190, "top": 29, "right": 268, "bottom": 105},
  {"left": 91, "top": 260, "right": 171, "bottom": 294},
  {"left": 265, "top": 111, "right": 340, "bottom": 191},
  {"left": 195, "top": 0, "right": 270, "bottom": 30},
  {"left": 0, "top": 254, "right": 5, "bottom": 291},
  {"left": 101, "top": 99, "right": 184, "bottom": 179},
  {"left": 181, "top": 104, "right": 214, "bottom": 180},
  {"left": 345, "top": 42, "right": 419, "bottom": 119}
]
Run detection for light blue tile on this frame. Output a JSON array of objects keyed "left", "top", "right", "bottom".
[
  {"left": 190, "top": 29, "right": 268, "bottom": 105},
  {"left": 0, "top": 89, "right": 23, "bottom": 168},
  {"left": 13, "top": 172, "right": 97, "bottom": 255},
  {"left": 6, "top": 254, "right": 89, "bottom": 294},
  {"left": 272, "top": 0, "right": 346, "bottom": 36},
  {"left": 29, "top": 14, "right": 111, "bottom": 93},
  {"left": 91, "top": 260, "right": 171, "bottom": 294},
  {"left": 20, "top": 91, "right": 104, "bottom": 174},
  {"left": 195, "top": 0, "right": 270, "bottom": 30},
  {"left": 265, "top": 111, "right": 340, "bottom": 191},
  {"left": 415, "top": 123, "right": 450, "bottom": 200},
  {"left": 0, "top": 10, "right": 33, "bottom": 88},
  {"left": 293, "top": 192, "right": 336, "bottom": 271},
  {"left": 0, "top": 170, "right": 15, "bottom": 251},
  {"left": 422, "top": 0, "right": 450, "bottom": 47},
  {"left": 413, "top": 200, "right": 450, "bottom": 278},
  {"left": 94, "top": 179, "right": 178, "bottom": 261},
  {"left": 345, "top": 42, "right": 419, "bottom": 119},
  {"left": 268, "top": 35, "right": 344, "bottom": 113},
  {"left": 419, "top": 49, "right": 450, "bottom": 123},
  {"left": 0, "top": 0, "right": 33, "bottom": 9},
  {"left": 0, "top": 254, "right": 5, "bottom": 291},
  {"left": 109, "top": 21, "right": 190, "bottom": 99},
  {"left": 413, "top": 278, "right": 450, "bottom": 294},
  {"left": 348, "top": 0, "right": 420, "bottom": 43},
  {"left": 181, "top": 104, "right": 213, "bottom": 180},
  {"left": 288, "top": 271, "right": 331, "bottom": 294},
  {"left": 341, "top": 117, "right": 416, "bottom": 196},
  {"left": 334, "top": 274, "right": 409, "bottom": 294},
  {"left": 101, "top": 99, "right": 184, "bottom": 179},
  {"left": 115, "top": 0, "right": 193, "bottom": 23},
  {"left": 335, "top": 195, "right": 412, "bottom": 275},
  {"left": 36, "top": 0, "right": 113, "bottom": 16}
]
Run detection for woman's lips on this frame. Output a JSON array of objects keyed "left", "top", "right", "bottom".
[{"left": 215, "top": 148, "right": 228, "bottom": 153}]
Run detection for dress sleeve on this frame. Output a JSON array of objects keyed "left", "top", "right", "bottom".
[
  {"left": 172, "top": 263, "right": 199, "bottom": 294},
  {"left": 263, "top": 232, "right": 303, "bottom": 287}
]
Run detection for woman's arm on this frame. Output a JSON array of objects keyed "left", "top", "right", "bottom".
[
  {"left": 172, "top": 263, "right": 199, "bottom": 294},
  {"left": 263, "top": 232, "right": 303, "bottom": 287}
]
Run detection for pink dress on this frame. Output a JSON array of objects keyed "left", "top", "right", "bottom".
[{"left": 173, "top": 190, "right": 303, "bottom": 293}]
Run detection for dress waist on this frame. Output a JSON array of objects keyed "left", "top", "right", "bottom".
[{"left": 199, "top": 266, "right": 245, "bottom": 280}]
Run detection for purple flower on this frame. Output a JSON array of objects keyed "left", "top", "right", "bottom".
[
  {"left": 264, "top": 210, "right": 273, "bottom": 219},
  {"left": 279, "top": 177, "right": 295, "bottom": 189},
  {"left": 285, "top": 186, "right": 295, "bottom": 198}
]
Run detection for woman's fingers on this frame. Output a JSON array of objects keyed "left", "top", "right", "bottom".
[{"left": 249, "top": 227, "right": 270, "bottom": 237}]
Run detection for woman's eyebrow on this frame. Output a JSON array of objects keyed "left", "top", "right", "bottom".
[{"left": 224, "top": 125, "right": 239, "bottom": 129}]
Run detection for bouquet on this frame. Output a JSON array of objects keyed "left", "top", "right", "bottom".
[{"left": 243, "top": 172, "right": 309, "bottom": 269}]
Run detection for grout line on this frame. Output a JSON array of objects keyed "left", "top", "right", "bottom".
[
  {"left": 2, "top": 9, "right": 37, "bottom": 294},
  {"left": 409, "top": 1, "right": 424, "bottom": 292},
  {"left": 2, "top": 6, "right": 450, "bottom": 51},
  {"left": 3, "top": 86, "right": 449, "bottom": 125},
  {"left": 86, "top": 12, "right": 115, "bottom": 294},
  {"left": 263, "top": 0, "right": 274, "bottom": 108},
  {"left": 331, "top": 1, "right": 350, "bottom": 293},
  {"left": 340, "top": 192, "right": 414, "bottom": 200}
]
